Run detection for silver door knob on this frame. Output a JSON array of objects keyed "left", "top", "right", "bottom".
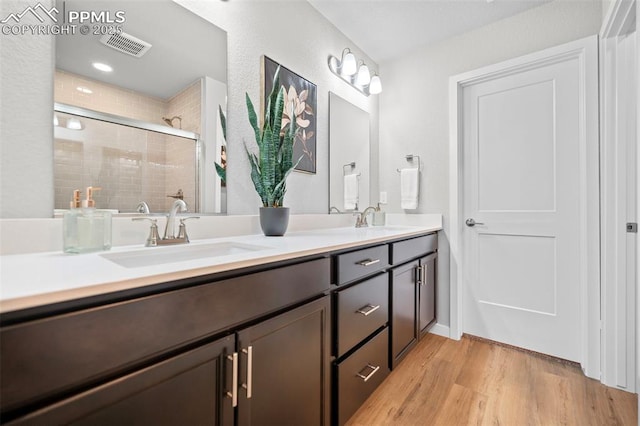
[{"left": 465, "top": 218, "right": 484, "bottom": 227}]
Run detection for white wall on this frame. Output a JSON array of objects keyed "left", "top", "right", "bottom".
[
  {"left": 176, "top": 0, "right": 380, "bottom": 215},
  {"left": 379, "top": 0, "right": 603, "bottom": 327},
  {"left": 0, "top": 0, "right": 55, "bottom": 218}
]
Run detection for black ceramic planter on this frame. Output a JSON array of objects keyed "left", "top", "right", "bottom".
[{"left": 259, "top": 207, "right": 290, "bottom": 236}]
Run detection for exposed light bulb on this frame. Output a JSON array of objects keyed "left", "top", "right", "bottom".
[
  {"left": 369, "top": 75, "right": 382, "bottom": 94},
  {"left": 53, "top": 115, "right": 59, "bottom": 126},
  {"left": 355, "top": 64, "right": 371, "bottom": 86},
  {"left": 341, "top": 51, "right": 357, "bottom": 76}
]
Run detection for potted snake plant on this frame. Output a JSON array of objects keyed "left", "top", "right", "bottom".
[{"left": 245, "top": 66, "right": 300, "bottom": 236}]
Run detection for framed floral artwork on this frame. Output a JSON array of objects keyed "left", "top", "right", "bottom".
[{"left": 262, "top": 56, "right": 317, "bottom": 174}]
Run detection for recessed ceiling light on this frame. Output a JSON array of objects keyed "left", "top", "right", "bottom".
[
  {"left": 76, "top": 86, "right": 93, "bottom": 94},
  {"left": 92, "top": 62, "right": 113, "bottom": 72}
]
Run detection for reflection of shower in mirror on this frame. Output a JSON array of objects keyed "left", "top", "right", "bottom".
[{"left": 162, "top": 116, "right": 183, "bottom": 129}]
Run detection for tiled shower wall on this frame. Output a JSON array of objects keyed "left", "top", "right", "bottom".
[
  {"left": 54, "top": 70, "right": 201, "bottom": 213},
  {"left": 55, "top": 70, "right": 167, "bottom": 125},
  {"left": 164, "top": 79, "right": 201, "bottom": 211}
]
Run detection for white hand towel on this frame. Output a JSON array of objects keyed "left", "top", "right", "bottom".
[
  {"left": 344, "top": 174, "right": 359, "bottom": 210},
  {"left": 400, "top": 168, "right": 420, "bottom": 209}
]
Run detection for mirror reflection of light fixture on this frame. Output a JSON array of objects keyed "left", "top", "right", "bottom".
[
  {"left": 76, "top": 86, "right": 93, "bottom": 94},
  {"left": 327, "top": 48, "right": 381, "bottom": 96},
  {"left": 92, "top": 62, "right": 113, "bottom": 72},
  {"left": 66, "top": 117, "right": 83, "bottom": 130}
]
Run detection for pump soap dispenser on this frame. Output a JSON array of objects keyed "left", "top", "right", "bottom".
[{"left": 63, "top": 187, "right": 112, "bottom": 253}]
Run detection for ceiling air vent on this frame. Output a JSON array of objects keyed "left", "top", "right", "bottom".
[{"left": 100, "top": 32, "right": 152, "bottom": 58}]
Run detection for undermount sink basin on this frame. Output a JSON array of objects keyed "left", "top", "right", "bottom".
[{"left": 101, "top": 242, "right": 270, "bottom": 268}]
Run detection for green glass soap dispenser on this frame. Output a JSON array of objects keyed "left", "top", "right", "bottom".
[{"left": 63, "top": 187, "right": 112, "bottom": 253}]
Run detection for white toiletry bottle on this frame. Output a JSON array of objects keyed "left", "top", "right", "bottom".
[{"left": 63, "top": 187, "right": 112, "bottom": 253}]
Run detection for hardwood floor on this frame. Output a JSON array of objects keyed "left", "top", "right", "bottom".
[{"left": 347, "top": 334, "right": 638, "bottom": 426}]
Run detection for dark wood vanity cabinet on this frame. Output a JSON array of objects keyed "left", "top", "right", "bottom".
[
  {"left": 0, "top": 230, "right": 439, "bottom": 426},
  {"left": 237, "top": 296, "right": 330, "bottom": 426},
  {"left": 331, "top": 245, "right": 392, "bottom": 426},
  {"left": 8, "top": 336, "right": 236, "bottom": 426},
  {"left": 390, "top": 235, "right": 438, "bottom": 369},
  {"left": 1, "top": 258, "right": 331, "bottom": 426},
  {"left": 418, "top": 253, "right": 437, "bottom": 337},
  {"left": 390, "top": 260, "right": 420, "bottom": 367}
]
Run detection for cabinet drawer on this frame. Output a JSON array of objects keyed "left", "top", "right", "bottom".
[
  {"left": 335, "top": 273, "right": 388, "bottom": 357},
  {"left": 391, "top": 233, "right": 437, "bottom": 265},
  {"left": 335, "top": 245, "right": 389, "bottom": 285},
  {"left": 335, "top": 327, "right": 390, "bottom": 426},
  {"left": 1, "top": 258, "right": 330, "bottom": 414}
]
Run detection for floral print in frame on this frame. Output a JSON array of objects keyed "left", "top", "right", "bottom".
[{"left": 263, "top": 56, "right": 317, "bottom": 174}]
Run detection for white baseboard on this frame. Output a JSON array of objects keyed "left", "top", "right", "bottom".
[{"left": 428, "top": 323, "right": 450, "bottom": 338}]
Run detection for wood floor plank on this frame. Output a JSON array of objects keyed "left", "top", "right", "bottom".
[
  {"left": 346, "top": 334, "right": 638, "bottom": 426},
  {"left": 432, "top": 383, "right": 487, "bottom": 426}
]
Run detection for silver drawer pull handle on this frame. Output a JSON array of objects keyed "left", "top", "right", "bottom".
[
  {"left": 357, "top": 259, "right": 380, "bottom": 266},
  {"left": 356, "top": 364, "right": 381, "bottom": 382},
  {"left": 241, "top": 346, "right": 253, "bottom": 399},
  {"left": 226, "top": 352, "right": 238, "bottom": 407},
  {"left": 356, "top": 304, "right": 381, "bottom": 316}
]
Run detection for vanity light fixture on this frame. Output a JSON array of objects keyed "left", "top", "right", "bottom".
[
  {"left": 355, "top": 62, "right": 371, "bottom": 86},
  {"left": 328, "top": 48, "right": 357, "bottom": 76},
  {"left": 328, "top": 48, "right": 381, "bottom": 96},
  {"left": 53, "top": 114, "right": 59, "bottom": 126},
  {"left": 92, "top": 62, "right": 113, "bottom": 73},
  {"left": 340, "top": 49, "right": 357, "bottom": 76},
  {"left": 369, "top": 75, "right": 382, "bottom": 94}
]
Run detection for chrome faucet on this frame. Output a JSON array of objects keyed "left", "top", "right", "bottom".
[
  {"left": 132, "top": 199, "right": 199, "bottom": 246},
  {"left": 354, "top": 206, "right": 377, "bottom": 228},
  {"left": 164, "top": 199, "right": 187, "bottom": 239},
  {"left": 136, "top": 201, "right": 150, "bottom": 214}
]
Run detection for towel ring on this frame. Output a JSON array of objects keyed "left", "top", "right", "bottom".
[
  {"left": 343, "top": 162, "right": 356, "bottom": 176},
  {"left": 396, "top": 154, "right": 421, "bottom": 172}
]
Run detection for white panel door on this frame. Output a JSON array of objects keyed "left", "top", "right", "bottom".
[{"left": 462, "top": 50, "right": 584, "bottom": 361}]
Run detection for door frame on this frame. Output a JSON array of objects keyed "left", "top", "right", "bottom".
[
  {"left": 600, "top": 0, "right": 638, "bottom": 394},
  {"left": 448, "top": 35, "right": 600, "bottom": 379}
]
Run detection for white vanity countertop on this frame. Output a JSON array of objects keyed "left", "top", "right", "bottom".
[{"left": 0, "top": 224, "right": 441, "bottom": 314}]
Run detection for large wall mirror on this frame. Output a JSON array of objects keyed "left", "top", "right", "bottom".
[
  {"left": 329, "top": 92, "right": 370, "bottom": 213},
  {"left": 53, "top": 0, "right": 227, "bottom": 214}
]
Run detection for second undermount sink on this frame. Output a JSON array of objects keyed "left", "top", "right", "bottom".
[{"left": 101, "top": 241, "right": 270, "bottom": 269}]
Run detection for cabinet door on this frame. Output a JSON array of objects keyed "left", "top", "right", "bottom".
[
  {"left": 419, "top": 253, "right": 437, "bottom": 337},
  {"left": 8, "top": 336, "right": 235, "bottom": 426},
  {"left": 237, "top": 296, "right": 330, "bottom": 426},
  {"left": 390, "top": 260, "right": 419, "bottom": 369}
]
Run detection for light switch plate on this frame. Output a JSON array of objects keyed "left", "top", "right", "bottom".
[{"left": 379, "top": 191, "right": 387, "bottom": 204}]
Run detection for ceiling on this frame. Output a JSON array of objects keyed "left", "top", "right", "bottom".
[
  {"left": 307, "top": 0, "right": 552, "bottom": 63},
  {"left": 55, "top": 0, "right": 227, "bottom": 100}
]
